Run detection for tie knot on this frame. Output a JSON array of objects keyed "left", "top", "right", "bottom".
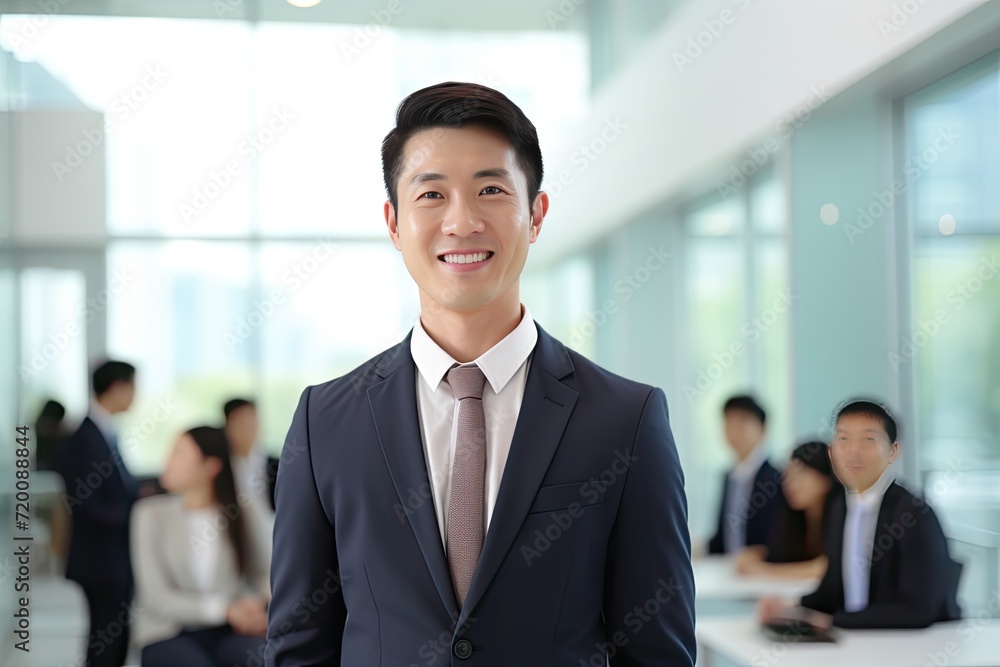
[{"left": 446, "top": 364, "right": 487, "bottom": 401}]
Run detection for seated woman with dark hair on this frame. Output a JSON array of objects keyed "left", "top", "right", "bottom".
[
  {"left": 131, "top": 426, "right": 272, "bottom": 667},
  {"left": 735, "top": 441, "right": 842, "bottom": 579}
]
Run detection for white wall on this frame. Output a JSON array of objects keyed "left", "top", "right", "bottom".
[
  {"left": 10, "top": 109, "right": 107, "bottom": 245},
  {"left": 535, "top": 0, "right": 994, "bottom": 264}
]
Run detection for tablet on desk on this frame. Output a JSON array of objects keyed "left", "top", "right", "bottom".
[{"left": 761, "top": 617, "right": 838, "bottom": 643}]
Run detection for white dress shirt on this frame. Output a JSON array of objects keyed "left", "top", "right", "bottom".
[
  {"left": 88, "top": 399, "right": 117, "bottom": 447},
  {"left": 410, "top": 304, "right": 538, "bottom": 547},
  {"left": 231, "top": 448, "right": 273, "bottom": 515},
  {"left": 842, "top": 466, "right": 896, "bottom": 612},
  {"left": 185, "top": 506, "right": 221, "bottom": 593},
  {"left": 723, "top": 442, "right": 769, "bottom": 552}
]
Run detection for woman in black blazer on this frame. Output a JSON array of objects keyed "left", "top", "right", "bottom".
[{"left": 735, "top": 441, "right": 842, "bottom": 579}]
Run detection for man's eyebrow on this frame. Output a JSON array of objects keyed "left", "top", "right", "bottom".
[
  {"left": 410, "top": 172, "right": 446, "bottom": 185},
  {"left": 408, "top": 168, "right": 514, "bottom": 186},
  {"left": 473, "top": 168, "right": 514, "bottom": 181}
]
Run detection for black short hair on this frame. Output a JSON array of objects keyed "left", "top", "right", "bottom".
[
  {"left": 790, "top": 441, "right": 834, "bottom": 481},
  {"left": 223, "top": 398, "right": 256, "bottom": 421},
  {"left": 91, "top": 360, "right": 136, "bottom": 398},
  {"left": 723, "top": 394, "right": 766, "bottom": 426},
  {"left": 833, "top": 399, "right": 898, "bottom": 443},
  {"left": 381, "top": 81, "right": 544, "bottom": 214}
]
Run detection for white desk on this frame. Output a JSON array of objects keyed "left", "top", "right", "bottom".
[
  {"left": 694, "top": 556, "right": 818, "bottom": 602},
  {"left": 697, "top": 616, "right": 1000, "bottom": 667}
]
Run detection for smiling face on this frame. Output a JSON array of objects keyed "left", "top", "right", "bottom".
[
  {"left": 830, "top": 413, "right": 898, "bottom": 493},
  {"left": 384, "top": 125, "right": 547, "bottom": 315}
]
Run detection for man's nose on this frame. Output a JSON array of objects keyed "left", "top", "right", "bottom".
[{"left": 441, "top": 197, "right": 486, "bottom": 236}]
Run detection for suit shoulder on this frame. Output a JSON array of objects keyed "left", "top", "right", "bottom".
[
  {"left": 302, "top": 340, "right": 410, "bottom": 406},
  {"left": 133, "top": 493, "right": 181, "bottom": 522},
  {"left": 886, "top": 482, "right": 944, "bottom": 524},
  {"left": 564, "top": 346, "right": 659, "bottom": 404}
]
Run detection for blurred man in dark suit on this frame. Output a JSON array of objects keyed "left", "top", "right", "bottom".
[
  {"left": 223, "top": 397, "right": 279, "bottom": 513},
  {"left": 708, "top": 394, "right": 786, "bottom": 555},
  {"left": 58, "top": 360, "right": 139, "bottom": 667}
]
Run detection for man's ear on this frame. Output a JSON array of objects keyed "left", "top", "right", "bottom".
[
  {"left": 888, "top": 441, "right": 899, "bottom": 464},
  {"left": 528, "top": 190, "right": 549, "bottom": 244},
  {"left": 384, "top": 200, "right": 401, "bottom": 251}
]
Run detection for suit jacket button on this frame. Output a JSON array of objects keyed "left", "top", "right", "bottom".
[{"left": 453, "top": 638, "right": 473, "bottom": 659}]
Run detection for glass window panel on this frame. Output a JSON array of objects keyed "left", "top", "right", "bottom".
[
  {"left": 2, "top": 16, "right": 254, "bottom": 236},
  {"left": 253, "top": 24, "right": 590, "bottom": 237},
  {"left": 107, "top": 242, "right": 255, "bottom": 474},
  {"left": 686, "top": 194, "right": 745, "bottom": 236},
  {"left": 257, "top": 242, "right": 419, "bottom": 452},
  {"left": 754, "top": 239, "right": 792, "bottom": 457},
  {"left": 19, "top": 268, "right": 89, "bottom": 421},
  {"left": 749, "top": 166, "right": 786, "bottom": 235},
  {"left": 904, "top": 52, "right": 1000, "bottom": 235},
  {"left": 912, "top": 238, "right": 1000, "bottom": 471}
]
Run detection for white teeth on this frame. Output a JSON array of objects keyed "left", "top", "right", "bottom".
[{"left": 442, "top": 252, "right": 490, "bottom": 264}]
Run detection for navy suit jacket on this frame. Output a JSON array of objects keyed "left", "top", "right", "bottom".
[
  {"left": 801, "top": 481, "right": 962, "bottom": 628},
  {"left": 707, "top": 460, "right": 785, "bottom": 554},
  {"left": 266, "top": 323, "right": 695, "bottom": 666},
  {"left": 58, "top": 417, "right": 138, "bottom": 587}
]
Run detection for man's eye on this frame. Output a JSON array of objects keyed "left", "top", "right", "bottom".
[
  {"left": 481, "top": 186, "right": 502, "bottom": 195},
  {"left": 420, "top": 192, "right": 442, "bottom": 199}
]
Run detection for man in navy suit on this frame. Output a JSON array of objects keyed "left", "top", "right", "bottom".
[
  {"left": 708, "top": 395, "right": 786, "bottom": 555},
  {"left": 758, "top": 400, "right": 962, "bottom": 629},
  {"left": 265, "top": 82, "right": 695, "bottom": 666},
  {"left": 58, "top": 360, "right": 140, "bottom": 667}
]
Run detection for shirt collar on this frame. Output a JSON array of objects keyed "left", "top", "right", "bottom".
[
  {"left": 410, "top": 304, "right": 538, "bottom": 395},
  {"left": 730, "top": 442, "right": 769, "bottom": 482},
  {"left": 846, "top": 465, "right": 896, "bottom": 511},
  {"left": 89, "top": 398, "right": 117, "bottom": 442}
]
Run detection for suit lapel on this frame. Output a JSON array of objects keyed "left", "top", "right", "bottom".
[
  {"left": 367, "top": 336, "right": 460, "bottom": 621},
  {"left": 459, "top": 325, "right": 578, "bottom": 624},
  {"left": 869, "top": 482, "right": 900, "bottom": 599}
]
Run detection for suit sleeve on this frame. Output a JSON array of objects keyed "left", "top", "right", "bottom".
[
  {"left": 265, "top": 387, "right": 346, "bottom": 666},
  {"left": 605, "top": 387, "right": 696, "bottom": 667},
  {"left": 799, "top": 497, "right": 843, "bottom": 614},
  {"left": 130, "top": 502, "right": 229, "bottom": 625},
  {"left": 831, "top": 507, "right": 952, "bottom": 629},
  {"left": 60, "top": 431, "right": 131, "bottom": 529},
  {"left": 707, "top": 483, "right": 726, "bottom": 555}
]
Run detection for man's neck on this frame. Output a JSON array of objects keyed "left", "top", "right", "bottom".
[{"left": 418, "top": 294, "right": 523, "bottom": 363}]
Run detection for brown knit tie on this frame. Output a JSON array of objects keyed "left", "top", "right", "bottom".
[{"left": 445, "top": 363, "right": 488, "bottom": 608}]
